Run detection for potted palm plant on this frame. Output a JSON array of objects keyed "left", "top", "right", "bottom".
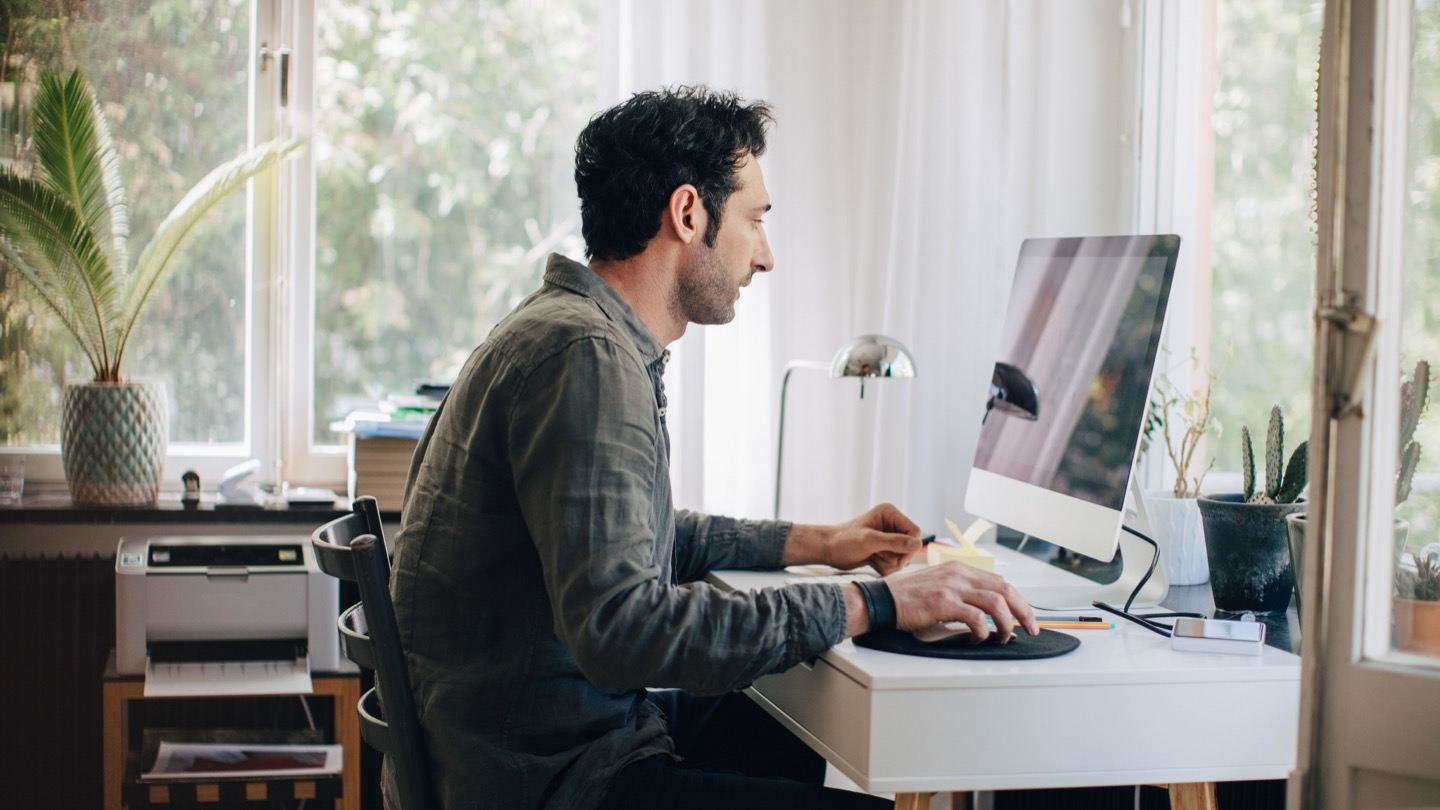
[
  {"left": 1197, "top": 405, "right": 1308, "bottom": 613},
  {"left": 0, "top": 69, "right": 301, "bottom": 505},
  {"left": 1142, "top": 352, "right": 1222, "bottom": 585}
]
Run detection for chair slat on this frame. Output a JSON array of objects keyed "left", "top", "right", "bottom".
[{"left": 337, "top": 603, "right": 375, "bottom": 670}]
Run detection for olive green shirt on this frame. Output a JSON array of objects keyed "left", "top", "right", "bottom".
[{"left": 388, "top": 253, "right": 847, "bottom": 810}]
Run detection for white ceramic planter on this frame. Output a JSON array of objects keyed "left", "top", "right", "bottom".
[
  {"left": 1142, "top": 491, "right": 1210, "bottom": 586},
  {"left": 60, "top": 381, "right": 168, "bottom": 505}
]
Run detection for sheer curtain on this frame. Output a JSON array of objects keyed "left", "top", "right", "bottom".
[{"left": 601, "top": 1, "right": 1141, "bottom": 531}]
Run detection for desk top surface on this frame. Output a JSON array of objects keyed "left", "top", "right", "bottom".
[{"left": 710, "top": 544, "right": 1301, "bottom": 692}]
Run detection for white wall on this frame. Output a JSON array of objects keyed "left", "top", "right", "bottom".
[
  {"left": 756, "top": 1, "right": 1141, "bottom": 530},
  {"left": 603, "top": 1, "right": 1144, "bottom": 533}
]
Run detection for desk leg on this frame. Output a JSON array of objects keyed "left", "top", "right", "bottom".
[
  {"left": 315, "top": 677, "right": 362, "bottom": 810},
  {"left": 1167, "top": 782, "right": 1218, "bottom": 810},
  {"left": 103, "top": 680, "right": 143, "bottom": 810}
]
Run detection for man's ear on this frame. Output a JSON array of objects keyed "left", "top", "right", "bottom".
[{"left": 664, "top": 184, "right": 706, "bottom": 245}]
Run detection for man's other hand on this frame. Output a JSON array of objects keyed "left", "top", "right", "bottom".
[
  {"left": 884, "top": 562, "right": 1039, "bottom": 643},
  {"left": 824, "top": 502, "right": 923, "bottom": 576}
]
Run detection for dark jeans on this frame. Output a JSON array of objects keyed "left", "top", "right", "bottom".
[{"left": 597, "top": 690, "right": 890, "bottom": 810}]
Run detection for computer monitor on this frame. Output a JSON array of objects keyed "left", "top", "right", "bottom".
[{"left": 965, "top": 235, "right": 1179, "bottom": 578}]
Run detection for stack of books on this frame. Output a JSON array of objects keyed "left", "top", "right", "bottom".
[
  {"left": 347, "top": 435, "right": 418, "bottom": 512},
  {"left": 331, "top": 384, "right": 449, "bottom": 511}
]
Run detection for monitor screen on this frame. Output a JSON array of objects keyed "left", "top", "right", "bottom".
[{"left": 966, "top": 235, "right": 1178, "bottom": 560}]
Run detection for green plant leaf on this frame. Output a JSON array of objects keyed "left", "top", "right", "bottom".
[
  {"left": 116, "top": 137, "right": 305, "bottom": 372},
  {"left": 0, "top": 169, "right": 115, "bottom": 377},
  {"left": 32, "top": 69, "right": 128, "bottom": 284},
  {"left": 1276, "top": 440, "right": 1308, "bottom": 504},
  {"left": 1242, "top": 425, "right": 1255, "bottom": 500},
  {"left": 1397, "top": 442, "right": 1420, "bottom": 505},
  {"left": 1265, "top": 405, "right": 1284, "bottom": 498},
  {"left": 0, "top": 234, "right": 101, "bottom": 374}
]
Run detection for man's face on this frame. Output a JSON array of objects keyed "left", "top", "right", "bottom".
[{"left": 674, "top": 154, "right": 774, "bottom": 325}]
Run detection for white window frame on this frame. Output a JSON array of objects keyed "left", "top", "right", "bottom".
[
  {"left": 1, "top": 0, "right": 286, "bottom": 491},
  {"left": 274, "top": 0, "right": 349, "bottom": 488}
]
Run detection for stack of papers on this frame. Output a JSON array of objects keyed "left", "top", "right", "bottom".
[
  {"left": 330, "top": 382, "right": 449, "bottom": 440},
  {"left": 141, "top": 742, "right": 342, "bottom": 782}
]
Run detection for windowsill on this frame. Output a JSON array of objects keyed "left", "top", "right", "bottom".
[{"left": 0, "top": 489, "right": 399, "bottom": 525}]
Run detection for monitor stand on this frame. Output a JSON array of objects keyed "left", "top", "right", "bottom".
[{"left": 1003, "top": 477, "right": 1169, "bottom": 612}]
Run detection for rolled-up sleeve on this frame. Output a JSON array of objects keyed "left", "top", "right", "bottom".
[
  {"left": 673, "top": 511, "right": 792, "bottom": 583},
  {"left": 508, "top": 337, "right": 846, "bottom": 694}
]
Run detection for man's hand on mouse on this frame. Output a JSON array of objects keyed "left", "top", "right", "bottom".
[{"left": 883, "top": 562, "right": 1040, "bottom": 644}]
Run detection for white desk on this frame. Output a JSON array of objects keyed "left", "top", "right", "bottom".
[{"left": 709, "top": 544, "right": 1300, "bottom": 809}]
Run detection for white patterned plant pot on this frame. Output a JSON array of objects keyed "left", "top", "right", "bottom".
[
  {"left": 61, "top": 381, "right": 169, "bottom": 506},
  {"left": 1142, "top": 490, "right": 1210, "bottom": 586}
]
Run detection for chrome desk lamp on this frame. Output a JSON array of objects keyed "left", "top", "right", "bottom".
[{"left": 773, "top": 335, "right": 917, "bottom": 518}]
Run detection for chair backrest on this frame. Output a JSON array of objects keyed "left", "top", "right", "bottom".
[{"left": 313, "top": 497, "right": 438, "bottom": 810}]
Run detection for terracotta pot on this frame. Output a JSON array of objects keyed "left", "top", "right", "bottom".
[
  {"left": 60, "top": 381, "right": 168, "bottom": 506},
  {"left": 1394, "top": 597, "right": 1440, "bottom": 655}
]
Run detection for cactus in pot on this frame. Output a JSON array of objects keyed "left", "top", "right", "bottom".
[{"left": 1198, "top": 405, "right": 1308, "bottom": 613}]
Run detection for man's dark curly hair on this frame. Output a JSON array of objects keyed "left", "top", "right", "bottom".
[{"left": 574, "top": 86, "right": 774, "bottom": 262}]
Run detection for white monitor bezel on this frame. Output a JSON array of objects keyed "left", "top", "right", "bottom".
[
  {"left": 964, "top": 234, "right": 1179, "bottom": 563},
  {"left": 965, "top": 468, "right": 1133, "bottom": 561}
]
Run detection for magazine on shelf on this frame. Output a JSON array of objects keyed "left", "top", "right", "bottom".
[{"left": 140, "top": 742, "right": 343, "bottom": 782}]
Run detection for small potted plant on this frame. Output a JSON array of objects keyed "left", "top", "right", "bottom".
[
  {"left": 0, "top": 69, "right": 301, "bottom": 505},
  {"left": 1198, "top": 405, "right": 1307, "bottom": 613},
  {"left": 1395, "top": 551, "right": 1440, "bottom": 655},
  {"left": 1142, "top": 351, "right": 1221, "bottom": 585},
  {"left": 1285, "top": 360, "right": 1428, "bottom": 619}
]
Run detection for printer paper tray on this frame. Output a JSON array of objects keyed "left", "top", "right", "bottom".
[{"left": 144, "top": 656, "right": 313, "bottom": 697}]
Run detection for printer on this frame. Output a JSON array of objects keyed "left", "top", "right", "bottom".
[{"left": 116, "top": 535, "right": 347, "bottom": 696}]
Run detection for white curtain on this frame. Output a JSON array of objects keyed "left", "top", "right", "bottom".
[{"left": 601, "top": 0, "right": 1141, "bottom": 532}]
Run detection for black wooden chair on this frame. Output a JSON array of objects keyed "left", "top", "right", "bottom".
[{"left": 312, "top": 497, "right": 438, "bottom": 810}]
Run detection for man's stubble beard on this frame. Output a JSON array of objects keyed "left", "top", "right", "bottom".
[{"left": 673, "top": 243, "right": 738, "bottom": 326}]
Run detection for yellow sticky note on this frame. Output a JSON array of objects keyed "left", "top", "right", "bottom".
[{"left": 929, "top": 516, "right": 996, "bottom": 571}]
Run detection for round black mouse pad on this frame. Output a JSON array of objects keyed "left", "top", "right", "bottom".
[{"left": 853, "top": 627, "right": 1081, "bottom": 660}]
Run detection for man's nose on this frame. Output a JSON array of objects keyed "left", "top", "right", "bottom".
[{"left": 754, "top": 240, "right": 775, "bottom": 275}]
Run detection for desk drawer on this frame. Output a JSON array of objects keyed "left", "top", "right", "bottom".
[{"left": 749, "top": 657, "right": 872, "bottom": 775}]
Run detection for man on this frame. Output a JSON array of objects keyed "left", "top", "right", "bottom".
[{"left": 390, "top": 86, "right": 1038, "bottom": 810}]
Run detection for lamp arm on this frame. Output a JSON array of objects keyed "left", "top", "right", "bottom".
[{"left": 775, "top": 360, "right": 832, "bottom": 518}]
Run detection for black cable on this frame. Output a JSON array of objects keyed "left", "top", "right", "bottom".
[{"left": 1091, "top": 524, "right": 1205, "bottom": 638}]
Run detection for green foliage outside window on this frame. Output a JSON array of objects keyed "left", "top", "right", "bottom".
[
  {"left": 311, "top": 0, "right": 597, "bottom": 443},
  {"left": 1209, "top": 0, "right": 1321, "bottom": 480}
]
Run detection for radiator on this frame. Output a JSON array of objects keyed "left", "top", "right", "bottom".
[{"left": 0, "top": 553, "right": 114, "bottom": 810}]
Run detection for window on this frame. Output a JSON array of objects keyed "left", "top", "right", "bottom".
[
  {"left": 1398, "top": 0, "right": 1440, "bottom": 558},
  {"left": 1, "top": 0, "right": 253, "bottom": 454},
  {"left": 1207, "top": 0, "right": 1323, "bottom": 475},
  {"left": 1, "top": 0, "right": 599, "bottom": 487},
  {"left": 307, "top": 0, "right": 597, "bottom": 449}
]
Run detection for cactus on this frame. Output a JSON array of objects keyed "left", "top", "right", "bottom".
[
  {"left": 1398, "top": 552, "right": 1440, "bottom": 602},
  {"left": 1264, "top": 406, "right": 1284, "bottom": 501},
  {"left": 1241, "top": 426, "right": 1256, "bottom": 501},
  {"left": 1397, "top": 360, "right": 1430, "bottom": 506},
  {"left": 1243, "top": 405, "right": 1307, "bottom": 504},
  {"left": 1276, "top": 441, "right": 1308, "bottom": 504}
]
